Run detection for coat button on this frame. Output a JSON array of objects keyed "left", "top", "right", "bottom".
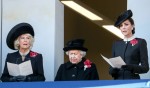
[{"left": 72, "top": 74, "right": 75, "bottom": 77}]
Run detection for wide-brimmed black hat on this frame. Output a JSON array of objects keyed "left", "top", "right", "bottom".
[
  {"left": 114, "top": 10, "right": 133, "bottom": 27},
  {"left": 63, "top": 39, "right": 88, "bottom": 52},
  {"left": 6, "top": 22, "right": 34, "bottom": 50}
]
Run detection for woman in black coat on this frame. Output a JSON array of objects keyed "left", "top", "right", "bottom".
[
  {"left": 0, "top": 23, "right": 45, "bottom": 82},
  {"left": 109, "top": 10, "right": 149, "bottom": 79},
  {"left": 55, "top": 39, "right": 99, "bottom": 81}
]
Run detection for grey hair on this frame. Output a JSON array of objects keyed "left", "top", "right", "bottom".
[
  {"left": 14, "top": 33, "right": 34, "bottom": 50},
  {"left": 66, "top": 50, "right": 86, "bottom": 57}
]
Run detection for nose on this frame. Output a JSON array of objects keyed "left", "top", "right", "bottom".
[
  {"left": 120, "top": 25, "right": 126, "bottom": 30},
  {"left": 69, "top": 54, "right": 76, "bottom": 58},
  {"left": 72, "top": 54, "right": 76, "bottom": 57},
  {"left": 24, "top": 38, "right": 27, "bottom": 41}
]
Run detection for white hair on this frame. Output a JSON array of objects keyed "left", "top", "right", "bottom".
[
  {"left": 66, "top": 50, "right": 86, "bottom": 57},
  {"left": 14, "top": 33, "right": 34, "bottom": 50}
]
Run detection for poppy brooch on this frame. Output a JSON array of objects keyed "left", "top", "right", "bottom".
[
  {"left": 30, "top": 51, "right": 38, "bottom": 57},
  {"left": 84, "top": 59, "right": 92, "bottom": 71},
  {"left": 130, "top": 39, "right": 138, "bottom": 46}
]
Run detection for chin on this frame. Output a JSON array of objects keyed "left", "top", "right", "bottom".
[
  {"left": 123, "top": 34, "right": 128, "bottom": 36},
  {"left": 21, "top": 47, "right": 30, "bottom": 50},
  {"left": 71, "top": 62, "right": 78, "bottom": 64}
]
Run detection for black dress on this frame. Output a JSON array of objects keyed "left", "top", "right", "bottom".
[
  {"left": 1, "top": 51, "right": 45, "bottom": 82},
  {"left": 55, "top": 58, "right": 99, "bottom": 81},
  {"left": 109, "top": 38, "right": 149, "bottom": 79}
]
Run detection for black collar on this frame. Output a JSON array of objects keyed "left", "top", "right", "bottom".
[{"left": 66, "top": 58, "right": 86, "bottom": 69}]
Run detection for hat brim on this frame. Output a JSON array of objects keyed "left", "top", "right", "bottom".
[
  {"left": 114, "top": 10, "right": 133, "bottom": 27},
  {"left": 63, "top": 47, "right": 88, "bottom": 52},
  {"left": 6, "top": 23, "right": 34, "bottom": 50}
]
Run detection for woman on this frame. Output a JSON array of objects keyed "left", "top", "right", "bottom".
[
  {"left": 55, "top": 39, "right": 99, "bottom": 81},
  {"left": 1, "top": 23, "right": 45, "bottom": 82},
  {"left": 109, "top": 10, "right": 149, "bottom": 79}
]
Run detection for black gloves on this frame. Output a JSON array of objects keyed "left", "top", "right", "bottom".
[
  {"left": 9, "top": 76, "right": 18, "bottom": 82},
  {"left": 109, "top": 68, "right": 120, "bottom": 77},
  {"left": 16, "top": 76, "right": 27, "bottom": 82},
  {"left": 121, "top": 65, "right": 133, "bottom": 71},
  {"left": 9, "top": 76, "right": 30, "bottom": 82}
]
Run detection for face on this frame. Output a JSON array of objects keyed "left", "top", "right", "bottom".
[
  {"left": 119, "top": 19, "right": 134, "bottom": 38},
  {"left": 68, "top": 50, "right": 83, "bottom": 64},
  {"left": 18, "top": 34, "right": 31, "bottom": 50}
]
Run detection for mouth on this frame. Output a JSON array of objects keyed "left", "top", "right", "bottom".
[
  {"left": 122, "top": 31, "right": 127, "bottom": 33},
  {"left": 23, "top": 44, "right": 28, "bottom": 46},
  {"left": 71, "top": 59, "right": 77, "bottom": 62}
]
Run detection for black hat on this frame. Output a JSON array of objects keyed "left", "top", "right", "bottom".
[
  {"left": 6, "top": 22, "right": 34, "bottom": 50},
  {"left": 63, "top": 39, "right": 88, "bottom": 52},
  {"left": 114, "top": 10, "right": 133, "bottom": 27}
]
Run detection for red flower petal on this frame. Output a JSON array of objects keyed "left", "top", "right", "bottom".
[
  {"left": 30, "top": 51, "right": 38, "bottom": 57},
  {"left": 130, "top": 39, "right": 138, "bottom": 46},
  {"left": 84, "top": 59, "right": 92, "bottom": 68}
]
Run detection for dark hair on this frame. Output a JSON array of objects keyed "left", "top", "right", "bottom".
[{"left": 128, "top": 18, "right": 135, "bottom": 34}]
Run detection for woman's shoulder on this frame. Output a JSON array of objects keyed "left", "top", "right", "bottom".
[
  {"left": 30, "top": 51, "right": 41, "bottom": 54},
  {"left": 6, "top": 51, "right": 19, "bottom": 61},
  {"left": 7, "top": 51, "right": 19, "bottom": 56},
  {"left": 29, "top": 51, "right": 42, "bottom": 56},
  {"left": 113, "top": 39, "right": 124, "bottom": 44},
  {"left": 28, "top": 51, "right": 43, "bottom": 59},
  {"left": 112, "top": 39, "right": 124, "bottom": 46},
  {"left": 136, "top": 37, "right": 146, "bottom": 41},
  {"left": 135, "top": 38, "right": 147, "bottom": 43},
  {"left": 57, "top": 62, "right": 69, "bottom": 70}
]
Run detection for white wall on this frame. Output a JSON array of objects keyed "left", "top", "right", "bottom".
[
  {"left": 54, "top": 0, "right": 64, "bottom": 76},
  {"left": 128, "top": 0, "right": 150, "bottom": 79},
  {"left": 0, "top": 0, "right": 2, "bottom": 76},
  {"left": 1, "top": 0, "right": 64, "bottom": 81}
]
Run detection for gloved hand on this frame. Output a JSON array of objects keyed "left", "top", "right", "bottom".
[
  {"left": 15, "top": 76, "right": 27, "bottom": 82},
  {"left": 9, "top": 76, "right": 28, "bottom": 82},
  {"left": 26, "top": 76, "right": 31, "bottom": 81},
  {"left": 121, "top": 65, "right": 133, "bottom": 71},
  {"left": 109, "top": 68, "right": 120, "bottom": 77},
  {"left": 9, "top": 76, "right": 18, "bottom": 82}
]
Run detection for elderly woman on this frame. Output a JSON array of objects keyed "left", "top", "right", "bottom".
[
  {"left": 55, "top": 39, "right": 99, "bottom": 81},
  {"left": 0, "top": 23, "right": 45, "bottom": 82}
]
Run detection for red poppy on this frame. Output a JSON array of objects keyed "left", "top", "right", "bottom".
[
  {"left": 130, "top": 39, "right": 138, "bottom": 46},
  {"left": 30, "top": 51, "right": 38, "bottom": 57},
  {"left": 84, "top": 59, "right": 92, "bottom": 70}
]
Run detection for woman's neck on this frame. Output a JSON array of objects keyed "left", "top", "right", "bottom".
[
  {"left": 19, "top": 48, "right": 30, "bottom": 54},
  {"left": 124, "top": 35, "right": 135, "bottom": 42},
  {"left": 124, "top": 33, "right": 133, "bottom": 38}
]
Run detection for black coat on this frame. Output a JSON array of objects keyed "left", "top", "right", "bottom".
[
  {"left": 55, "top": 58, "right": 99, "bottom": 81},
  {"left": 109, "top": 38, "right": 149, "bottom": 79},
  {"left": 0, "top": 51, "right": 45, "bottom": 82}
]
